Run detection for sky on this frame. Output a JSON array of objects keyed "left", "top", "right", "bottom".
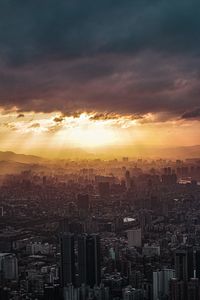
[{"left": 0, "top": 0, "right": 200, "bottom": 157}]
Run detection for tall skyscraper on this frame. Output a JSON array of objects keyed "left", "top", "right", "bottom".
[
  {"left": 175, "top": 249, "right": 193, "bottom": 281},
  {"left": 78, "top": 234, "right": 101, "bottom": 287},
  {"left": 87, "top": 234, "right": 101, "bottom": 287},
  {"left": 153, "top": 269, "right": 175, "bottom": 300},
  {"left": 78, "top": 234, "right": 87, "bottom": 285},
  {"left": 187, "top": 278, "right": 200, "bottom": 300},
  {"left": 60, "top": 233, "right": 76, "bottom": 287},
  {"left": 170, "top": 278, "right": 186, "bottom": 300}
]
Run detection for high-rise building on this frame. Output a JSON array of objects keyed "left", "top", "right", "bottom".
[
  {"left": 127, "top": 228, "right": 142, "bottom": 248},
  {"left": 125, "top": 170, "right": 131, "bottom": 190},
  {"left": 175, "top": 249, "right": 193, "bottom": 281},
  {"left": 187, "top": 278, "right": 200, "bottom": 300},
  {"left": 0, "top": 253, "right": 18, "bottom": 280},
  {"left": 170, "top": 278, "right": 186, "bottom": 300},
  {"left": 129, "top": 270, "right": 143, "bottom": 289},
  {"left": 153, "top": 269, "right": 175, "bottom": 300},
  {"left": 78, "top": 234, "right": 101, "bottom": 287},
  {"left": 60, "top": 233, "right": 76, "bottom": 287},
  {"left": 78, "top": 234, "right": 87, "bottom": 286}
]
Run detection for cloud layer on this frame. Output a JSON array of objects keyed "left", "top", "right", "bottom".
[{"left": 0, "top": 0, "right": 200, "bottom": 120}]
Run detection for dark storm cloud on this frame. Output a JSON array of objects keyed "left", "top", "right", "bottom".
[
  {"left": 0, "top": 0, "right": 200, "bottom": 119},
  {"left": 182, "top": 108, "right": 200, "bottom": 119}
]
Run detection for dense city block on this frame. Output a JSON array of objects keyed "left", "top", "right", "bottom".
[{"left": 0, "top": 157, "right": 200, "bottom": 299}]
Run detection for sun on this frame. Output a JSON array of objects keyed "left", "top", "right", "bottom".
[
  {"left": 67, "top": 126, "right": 118, "bottom": 148},
  {"left": 51, "top": 112, "right": 121, "bottom": 149}
]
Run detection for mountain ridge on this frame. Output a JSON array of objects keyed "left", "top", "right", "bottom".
[{"left": 0, "top": 145, "right": 199, "bottom": 162}]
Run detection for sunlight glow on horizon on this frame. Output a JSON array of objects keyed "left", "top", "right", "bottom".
[{"left": 0, "top": 108, "right": 199, "bottom": 158}]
